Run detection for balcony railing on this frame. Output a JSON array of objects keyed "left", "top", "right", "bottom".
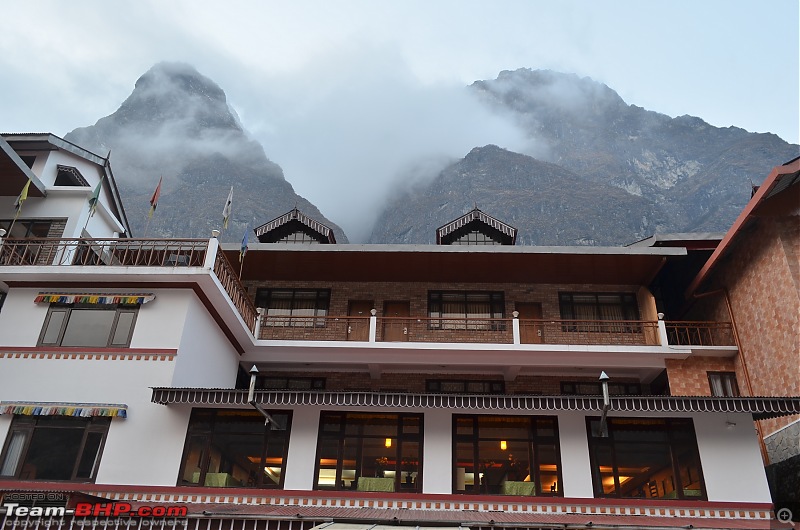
[
  {"left": 258, "top": 316, "right": 368, "bottom": 341},
  {"left": 665, "top": 321, "right": 735, "bottom": 347},
  {"left": 0, "top": 237, "right": 258, "bottom": 335},
  {"left": 518, "top": 319, "right": 660, "bottom": 346},
  {"left": 378, "top": 317, "right": 514, "bottom": 344}
]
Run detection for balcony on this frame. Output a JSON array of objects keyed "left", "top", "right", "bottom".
[{"left": 0, "top": 237, "right": 258, "bottom": 335}]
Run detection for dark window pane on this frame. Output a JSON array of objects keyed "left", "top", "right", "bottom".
[
  {"left": 75, "top": 432, "right": 104, "bottom": 479},
  {"left": 61, "top": 310, "right": 116, "bottom": 346},
  {"left": 24, "top": 426, "right": 85, "bottom": 480}
]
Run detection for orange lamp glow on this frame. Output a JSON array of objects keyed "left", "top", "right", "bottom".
[
  {"left": 385, "top": 438, "right": 392, "bottom": 448},
  {"left": 500, "top": 440, "right": 507, "bottom": 450}
]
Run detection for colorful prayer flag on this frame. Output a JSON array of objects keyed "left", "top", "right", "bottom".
[
  {"left": 13, "top": 179, "right": 31, "bottom": 213},
  {"left": 88, "top": 180, "right": 102, "bottom": 216},
  {"left": 239, "top": 227, "right": 249, "bottom": 262}
]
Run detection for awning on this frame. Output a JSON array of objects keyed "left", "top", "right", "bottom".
[
  {"left": 150, "top": 389, "right": 800, "bottom": 420},
  {"left": 34, "top": 292, "right": 155, "bottom": 305},
  {"left": 0, "top": 401, "right": 127, "bottom": 418}
]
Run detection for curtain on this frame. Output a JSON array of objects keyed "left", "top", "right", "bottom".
[{"left": 0, "top": 431, "right": 28, "bottom": 476}]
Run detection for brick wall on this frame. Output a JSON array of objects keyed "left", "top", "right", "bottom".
[
  {"left": 687, "top": 214, "right": 800, "bottom": 438},
  {"left": 664, "top": 356, "right": 739, "bottom": 396},
  {"left": 267, "top": 369, "right": 647, "bottom": 395}
]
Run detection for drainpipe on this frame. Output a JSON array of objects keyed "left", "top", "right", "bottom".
[{"left": 691, "top": 288, "right": 767, "bottom": 463}]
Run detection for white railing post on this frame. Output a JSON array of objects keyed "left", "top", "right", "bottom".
[
  {"left": 204, "top": 231, "right": 220, "bottom": 270},
  {"left": 369, "top": 309, "right": 377, "bottom": 343},
  {"left": 254, "top": 307, "right": 264, "bottom": 340},
  {"left": 657, "top": 313, "right": 669, "bottom": 346},
  {"left": 512, "top": 311, "right": 521, "bottom": 345}
]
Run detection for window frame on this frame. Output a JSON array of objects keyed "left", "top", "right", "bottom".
[
  {"left": 585, "top": 417, "right": 707, "bottom": 500},
  {"left": 427, "top": 379, "right": 505, "bottom": 394},
  {"left": 452, "top": 414, "right": 564, "bottom": 496},
  {"left": 558, "top": 292, "right": 640, "bottom": 332},
  {"left": 708, "top": 372, "right": 740, "bottom": 397},
  {"left": 0, "top": 416, "right": 110, "bottom": 482},
  {"left": 428, "top": 290, "right": 505, "bottom": 330},
  {"left": 314, "top": 411, "right": 423, "bottom": 492},
  {"left": 37, "top": 304, "right": 138, "bottom": 348},
  {"left": 177, "top": 409, "right": 293, "bottom": 489},
  {"left": 255, "top": 288, "right": 331, "bottom": 327}
]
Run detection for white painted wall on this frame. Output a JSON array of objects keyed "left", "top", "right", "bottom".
[
  {"left": 283, "top": 407, "right": 321, "bottom": 490},
  {"left": 170, "top": 293, "right": 240, "bottom": 388},
  {"left": 557, "top": 412, "right": 595, "bottom": 498},
  {"left": 423, "top": 408, "right": 452, "bottom": 494}
]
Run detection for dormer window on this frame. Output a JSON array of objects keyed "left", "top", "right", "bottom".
[
  {"left": 54, "top": 165, "right": 89, "bottom": 187},
  {"left": 437, "top": 208, "right": 517, "bottom": 245},
  {"left": 254, "top": 208, "right": 336, "bottom": 244}
]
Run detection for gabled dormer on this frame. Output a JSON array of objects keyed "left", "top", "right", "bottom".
[
  {"left": 436, "top": 207, "right": 517, "bottom": 245},
  {"left": 254, "top": 207, "right": 336, "bottom": 244}
]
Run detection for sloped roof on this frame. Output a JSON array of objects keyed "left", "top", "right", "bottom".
[
  {"left": 436, "top": 208, "right": 517, "bottom": 245},
  {"left": 686, "top": 157, "right": 800, "bottom": 296},
  {"left": 254, "top": 207, "right": 336, "bottom": 243}
]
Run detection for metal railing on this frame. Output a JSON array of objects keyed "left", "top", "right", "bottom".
[
  {"left": 519, "top": 319, "right": 661, "bottom": 346},
  {"left": 378, "top": 317, "right": 514, "bottom": 343},
  {"left": 258, "top": 315, "right": 369, "bottom": 341},
  {"left": 665, "top": 321, "right": 736, "bottom": 346},
  {"left": 0, "top": 237, "right": 258, "bottom": 335}
]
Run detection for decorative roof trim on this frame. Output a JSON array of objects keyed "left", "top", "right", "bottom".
[
  {"left": 437, "top": 208, "right": 517, "bottom": 244},
  {"left": 55, "top": 164, "right": 90, "bottom": 187},
  {"left": 35, "top": 292, "right": 155, "bottom": 305},
  {"left": 0, "top": 401, "right": 127, "bottom": 418},
  {"left": 150, "top": 389, "right": 800, "bottom": 420},
  {"left": 254, "top": 208, "right": 335, "bottom": 243}
]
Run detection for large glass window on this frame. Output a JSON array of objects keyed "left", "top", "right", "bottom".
[
  {"left": 178, "top": 409, "right": 292, "bottom": 488},
  {"left": 0, "top": 416, "right": 110, "bottom": 482},
  {"left": 453, "top": 415, "right": 562, "bottom": 496},
  {"left": 315, "top": 412, "right": 422, "bottom": 492},
  {"left": 255, "top": 289, "right": 330, "bottom": 327},
  {"left": 38, "top": 304, "right": 137, "bottom": 347},
  {"left": 559, "top": 293, "right": 640, "bottom": 332},
  {"left": 586, "top": 417, "right": 706, "bottom": 499},
  {"left": 428, "top": 291, "right": 504, "bottom": 330}
]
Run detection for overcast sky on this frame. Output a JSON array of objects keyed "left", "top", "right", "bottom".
[{"left": 1, "top": 1, "right": 797, "bottom": 240}]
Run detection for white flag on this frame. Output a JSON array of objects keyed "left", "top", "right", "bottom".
[{"left": 222, "top": 186, "right": 233, "bottom": 229}]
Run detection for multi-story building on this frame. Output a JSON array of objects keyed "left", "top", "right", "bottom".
[{"left": 0, "top": 134, "right": 798, "bottom": 530}]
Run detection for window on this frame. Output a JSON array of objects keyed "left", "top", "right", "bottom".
[
  {"left": 255, "top": 289, "right": 330, "bottom": 327},
  {"left": 39, "top": 304, "right": 137, "bottom": 347},
  {"left": 561, "top": 382, "right": 642, "bottom": 396},
  {"left": 708, "top": 372, "right": 739, "bottom": 397},
  {"left": 178, "top": 409, "right": 292, "bottom": 488},
  {"left": 0, "top": 291, "right": 6, "bottom": 313},
  {"left": 449, "top": 230, "right": 503, "bottom": 245},
  {"left": 0, "top": 220, "right": 54, "bottom": 239},
  {"left": 315, "top": 412, "right": 422, "bottom": 492},
  {"left": 454, "top": 415, "right": 562, "bottom": 496},
  {"left": 427, "top": 380, "right": 505, "bottom": 394},
  {"left": 257, "top": 376, "right": 326, "bottom": 390},
  {"left": 428, "top": 291, "right": 504, "bottom": 330},
  {"left": 587, "top": 417, "right": 705, "bottom": 499},
  {"left": 0, "top": 416, "right": 110, "bottom": 482},
  {"left": 559, "top": 293, "right": 640, "bottom": 332},
  {"left": 54, "top": 166, "right": 89, "bottom": 187}
]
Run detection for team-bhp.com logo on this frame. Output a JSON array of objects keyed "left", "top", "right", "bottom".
[{"left": 4, "top": 502, "right": 187, "bottom": 518}]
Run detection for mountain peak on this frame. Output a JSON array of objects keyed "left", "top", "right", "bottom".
[{"left": 114, "top": 62, "right": 241, "bottom": 133}]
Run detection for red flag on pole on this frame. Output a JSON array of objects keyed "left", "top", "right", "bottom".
[{"left": 148, "top": 176, "right": 163, "bottom": 219}]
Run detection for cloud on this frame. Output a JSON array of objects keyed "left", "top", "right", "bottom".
[{"left": 240, "top": 43, "right": 530, "bottom": 242}]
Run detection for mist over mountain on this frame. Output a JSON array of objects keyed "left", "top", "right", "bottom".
[
  {"left": 66, "top": 62, "right": 347, "bottom": 242},
  {"left": 369, "top": 69, "right": 798, "bottom": 245}
]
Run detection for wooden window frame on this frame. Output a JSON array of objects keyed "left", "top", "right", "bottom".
[
  {"left": 708, "top": 372, "right": 740, "bottom": 397},
  {"left": 255, "top": 288, "right": 331, "bottom": 327},
  {"left": 428, "top": 290, "right": 505, "bottom": 330},
  {"left": 558, "top": 292, "right": 640, "bottom": 332},
  {"left": 426, "top": 379, "right": 505, "bottom": 394}
]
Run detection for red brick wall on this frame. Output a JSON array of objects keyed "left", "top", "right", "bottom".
[
  {"left": 664, "top": 357, "right": 739, "bottom": 396},
  {"left": 687, "top": 214, "right": 800, "bottom": 435}
]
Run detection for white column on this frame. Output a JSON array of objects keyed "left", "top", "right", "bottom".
[
  {"left": 283, "top": 407, "right": 321, "bottom": 490},
  {"left": 512, "top": 311, "right": 521, "bottom": 344},
  {"left": 203, "top": 235, "right": 219, "bottom": 270},
  {"left": 369, "top": 309, "right": 377, "bottom": 342},
  {"left": 422, "top": 408, "right": 452, "bottom": 494},
  {"left": 557, "top": 412, "right": 595, "bottom": 498},
  {"left": 657, "top": 312, "right": 669, "bottom": 346}
]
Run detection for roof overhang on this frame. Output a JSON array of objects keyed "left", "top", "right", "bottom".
[
  {"left": 686, "top": 157, "right": 800, "bottom": 296},
  {"left": 223, "top": 244, "right": 685, "bottom": 284},
  {"left": 151, "top": 388, "right": 800, "bottom": 420},
  {"left": 0, "top": 136, "right": 47, "bottom": 199}
]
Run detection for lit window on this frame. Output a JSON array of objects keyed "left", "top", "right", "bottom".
[
  {"left": 38, "top": 304, "right": 137, "bottom": 347},
  {"left": 708, "top": 372, "right": 739, "bottom": 397},
  {"left": 454, "top": 415, "right": 562, "bottom": 496},
  {"left": 0, "top": 416, "right": 110, "bottom": 482},
  {"left": 587, "top": 417, "right": 705, "bottom": 499},
  {"left": 178, "top": 409, "right": 292, "bottom": 488},
  {"left": 315, "top": 412, "right": 422, "bottom": 492},
  {"left": 428, "top": 291, "right": 505, "bottom": 330}
]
